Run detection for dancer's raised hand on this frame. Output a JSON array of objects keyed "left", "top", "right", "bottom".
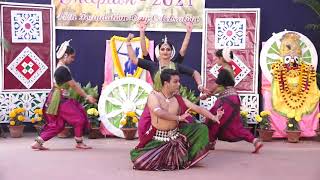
[
  {"left": 127, "top": 33, "right": 134, "bottom": 42},
  {"left": 185, "top": 21, "right": 193, "bottom": 33},
  {"left": 138, "top": 20, "right": 148, "bottom": 32}
]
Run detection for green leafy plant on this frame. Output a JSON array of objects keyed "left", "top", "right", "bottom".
[
  {"left": 179, "top": 85, "right": 198, "bottom": 103},
  {"left": 294, "top": 0, "right": 320, "bottom": 31},
  {"left": 68, "top": 82, "right": 99, "bottom": 109}
]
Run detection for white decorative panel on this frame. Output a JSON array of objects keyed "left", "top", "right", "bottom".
[
  {"left": 11, "top": 10, "right": 43, "bottom": 43},
  {"left": 0, "top": 91, "right": 48, "bottom": 122},
  {"left": 215, "top": 18, "right": 246, "bottom": 49}
]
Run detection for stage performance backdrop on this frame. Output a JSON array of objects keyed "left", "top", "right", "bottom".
[
  {"left": 0, "top": 2, "right": 54, "bottom": 122},
  {"left": 54, "top": 0, "right": 204, "bottom": 31},
  {"left": 203, "top": 9, "right": 260, "bottom": 93},
  {"left": 201, "top": 8, "right": 260, "bottom": 123}
]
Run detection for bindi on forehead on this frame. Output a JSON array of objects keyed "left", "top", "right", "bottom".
[{"left": 161, "top": 44, "right": 171, "bottom": 49}]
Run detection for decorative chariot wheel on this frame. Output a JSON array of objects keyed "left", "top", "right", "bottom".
[{"left": 98, "top": 77, "right": 153, "bottom": 138}]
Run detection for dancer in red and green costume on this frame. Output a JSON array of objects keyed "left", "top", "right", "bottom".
[
  {"left": 202, "top": 49, "right": 263, "bottom": 153},
  {"left": 131, "top": 69, "right": 223, "bottom": 170}
]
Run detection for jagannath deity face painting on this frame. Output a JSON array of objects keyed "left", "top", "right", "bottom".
[
  {"left": 279, "top": 32, "right": 302, "bottom": 67},
  {"left": 271, "top": 32, "right": 319, "bottom": 120}
]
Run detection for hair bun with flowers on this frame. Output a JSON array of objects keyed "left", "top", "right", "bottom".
[
  {"left": 56, "top": 39, "right": 72, "bottom": 59},
  {"left": 222, "top": 48, "right": 233, "bottom": 63},
  {"left": 154, "top": 35, "right": 176, "bottom": 60}
]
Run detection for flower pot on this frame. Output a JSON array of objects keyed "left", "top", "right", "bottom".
[
  {"left": 257, "top": 129, "right": 275, "bottom": 142},
  {"left": 121, "top": 127, "right": 137, "bottom": 140},
  {"left": 7, "top": 125, "right": 25, "bottom": 138},
  {"left": 88, "top": 127, "right": 104, "bottom": 139},
  {"left": 57, "top": 126, "right": 73, "bottom": 138},
  {"left": 286, "top": 130, "right": 301, "bottom": 143}
]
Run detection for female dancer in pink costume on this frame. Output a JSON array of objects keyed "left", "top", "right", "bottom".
[{"left": 31, "top": 40, "right": 97, "bottom": 150}]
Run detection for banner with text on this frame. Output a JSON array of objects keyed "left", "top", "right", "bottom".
[{"left": 54, "top": 0, "right": 204, "bottom": 31}]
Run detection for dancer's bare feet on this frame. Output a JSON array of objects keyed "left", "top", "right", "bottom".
[
  {"left": 252, "top": 139, "right": 263, "bottom": 154},
  {"left": 31, "top": 141, "right": 49, "bottom": 150},
  {"left": 75, "top": 143, "right": 92, "bottom": 149}
]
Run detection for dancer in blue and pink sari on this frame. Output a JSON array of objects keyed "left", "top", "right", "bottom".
[{"left": 31, "top": 40, "right": 97, "bottom": 150}]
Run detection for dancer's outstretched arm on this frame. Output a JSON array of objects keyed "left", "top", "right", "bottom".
[
  {"left": 183, "top": 97, "right": 222, "bottom": 124},
  {"left": 138, "top": 20, "right": 149, "bottom": 57},
  {"left": 126, "top": 33, "right": 139, "bottom": 65},
  {"left": 67, "top": 80, "right": 96, "bottom": 104},
  {"left": 179, "top": 22, "right": 193, "bottom": 57}
]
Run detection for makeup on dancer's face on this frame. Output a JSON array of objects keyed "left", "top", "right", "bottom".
[
  {"left": 217, "top": 56, "right": 224, "bottom": 65},
  {"left": 70, "top": 54, "right": 75, "bottom": 59},
  {"left": 160, "top": 47, "right": 172, "bottom": 51},
  {"left": 170, "top": 75, "right": 180, "bottom": 91},
  {"left": 67, "top": 53, "right": 76, "bottom": 63}
]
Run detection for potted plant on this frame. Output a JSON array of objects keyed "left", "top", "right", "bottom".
[
  {"left": 240, "top": 110, "right": 251, "bottom": 129},
  {"left": 286, "top": 116, "right": 301, "bottom": 143},
  {"left": 31, "top": 108, "right": 45, "bottom": 135},
  {"left": 120, "top": 111, "right": 139, "bottom": 140},
  {"left": 86, "top": 107, "right": 103, "bottom": 139},
  {"left": 255, "top": 110, "right": 275, "bottom": 142},
  {"left": 7, "top": 107, "right": 26, "bottom": 138}
]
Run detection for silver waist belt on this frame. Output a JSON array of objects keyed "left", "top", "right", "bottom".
[{"left": 153, "top": 128, "right": 179, "bottom": 142}]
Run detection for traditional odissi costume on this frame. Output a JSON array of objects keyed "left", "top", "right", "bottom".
[
  {"left": 131, "top": 95, "right": 210, "bottom": 171},
  {"left": 35, "top": 40, "right": 89, "bottom": 145}
]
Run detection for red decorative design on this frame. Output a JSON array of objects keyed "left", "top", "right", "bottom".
[
  {"left": 229, "top": 61, "right": 241, "bottom": 76},
  {"left": 16, "top": 56, "right": 40, "bottom": 80}
]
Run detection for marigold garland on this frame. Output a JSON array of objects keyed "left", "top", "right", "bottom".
[{"left": 271, "top": 61, "right": 320, "bottom": 119}]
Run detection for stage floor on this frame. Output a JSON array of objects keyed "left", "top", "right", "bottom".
[{"left": 0, "top": 133, "right": 319, "bottom": 180}]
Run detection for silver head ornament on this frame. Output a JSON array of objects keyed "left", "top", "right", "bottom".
[
  {"left": 56, "top": 39, "right": 72, "bottom": 59},
  {"left": 154, "top": 35, "right": 176, "bottom": 60}
]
